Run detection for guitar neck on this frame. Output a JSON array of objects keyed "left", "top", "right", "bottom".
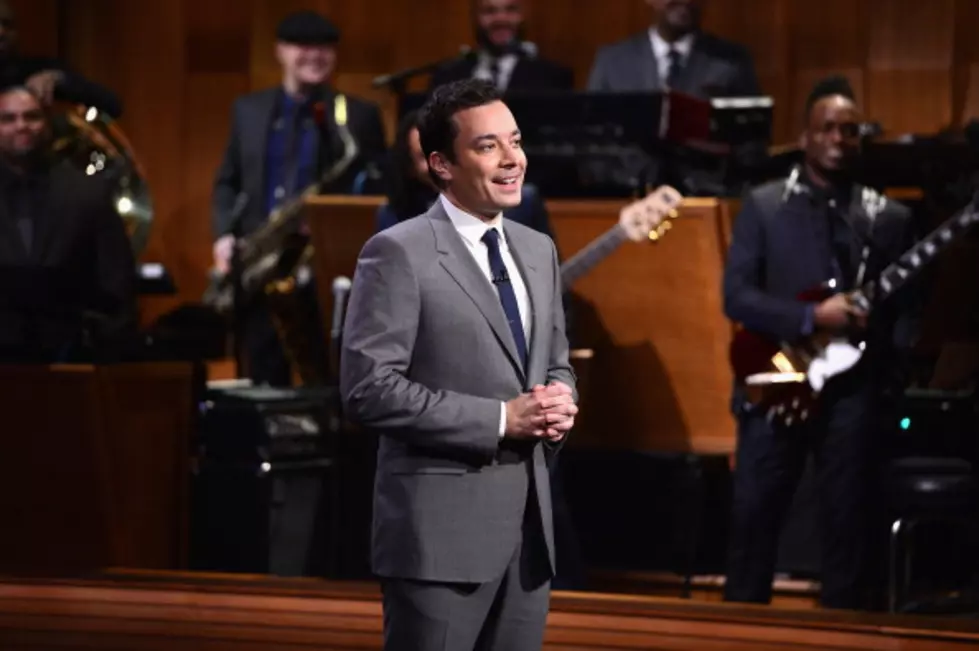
[
  {"left": 863, "top": 202, "right": 977, "bottom": 303},
  {"left": 560, "top": 225, "right": 629, "bottom": 289}
]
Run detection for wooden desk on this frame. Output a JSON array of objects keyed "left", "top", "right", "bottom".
[{"left": 306, "top": 195, "right": 738, "bottom": 453}]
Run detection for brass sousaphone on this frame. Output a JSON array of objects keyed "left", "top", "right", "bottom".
[{"left": 49, "top": 104, "right": 153, "bottom": 257}]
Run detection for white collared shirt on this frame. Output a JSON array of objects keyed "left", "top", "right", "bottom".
[
  {"left": 472, "top": 52, "right": 518, "bottom": 91},
  {"left": 439, "top": 194, "right": 530, "bottom": 341},
  {"left": 439, "top": 194, "right": 531, "bottom": 438},
  {"left": 649, "top": 27, "right": 695, "bottom": 86}
]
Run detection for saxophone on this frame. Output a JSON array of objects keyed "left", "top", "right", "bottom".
[{"left": 204, "top": 94, "right": 359, "bottom": 385}]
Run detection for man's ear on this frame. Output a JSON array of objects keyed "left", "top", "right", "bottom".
[
  {"left": 429, "top": 152, "right": 452, "bottom": 184},
  {"left": 798, "top": 131, "right": 808, "bottom": 150}
]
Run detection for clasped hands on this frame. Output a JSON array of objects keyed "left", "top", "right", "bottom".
[{"left": 505, "top": 381, "right": 576, "bottom": 442}]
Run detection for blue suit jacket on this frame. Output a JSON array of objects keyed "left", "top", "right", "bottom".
[{"left": 375, "top": 184, "right": 556, "bottom": 241}]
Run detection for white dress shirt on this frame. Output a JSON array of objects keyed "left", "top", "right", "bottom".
[
  {"left": 472, "top": 52, "right": 518, "bottom": 91},
  {"left": 649, "top": 27, "right": 695, "bottom": 86},
  {"left": 439, "top": 194, "right": 531, "bottom": 437}
]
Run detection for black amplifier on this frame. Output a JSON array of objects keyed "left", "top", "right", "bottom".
[{"left": 197, "top": 385, "right": 339, "bottom": 461}]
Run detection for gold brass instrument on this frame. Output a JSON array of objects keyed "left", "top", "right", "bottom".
[
  {"left": 50, "top": 104, "right": 153, "bottom": 257},
  {"left": 204, "top": 94, "right": 359, "bottom": 385},
  {"left": 203, "top": 94, "right": 358, "bottom": 315}
]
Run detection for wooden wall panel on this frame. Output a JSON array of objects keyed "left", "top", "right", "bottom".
[
  {"left": 865, "top": 0, "right": 956, "bottom": 134},
  {"left": 8, "top": 0, "right": 58, "bottom": 57},
  {"left": 34, "top": 0, "right": 979, "bottom": 342}
]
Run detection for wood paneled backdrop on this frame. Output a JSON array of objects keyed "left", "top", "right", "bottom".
[{"left": 10, "top": 0, "right": 979, "bottom": 320}]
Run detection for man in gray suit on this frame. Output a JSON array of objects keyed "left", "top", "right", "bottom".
[
  {"left": 587, "top": 0, "right": 760, "bottom": 98},
  {"left": 340, "top": 79, "right": 578, "bottom": 651}
]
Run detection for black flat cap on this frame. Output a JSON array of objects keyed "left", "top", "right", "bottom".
[{"left": 276, "top": 11, "right": 340, "bottom": 45}]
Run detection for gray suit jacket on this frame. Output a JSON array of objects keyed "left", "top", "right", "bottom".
[
  {"left": 586, "top": 31, "right": 760, "bottom": 98},
  {"left": 340, "top": 201, "right": 576, "bottom": 584}
]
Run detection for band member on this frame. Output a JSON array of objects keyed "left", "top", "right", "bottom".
[
  {"left": 341, "top": 79, "right": 577, "bottom": 650},
  {"left": 211, "top": 10, "right": 386, "bottom": 386},
  {"left": 376, "top": 108, "right": 555, "bottom": 240},
  {"left": 722, "top": 76, "right": 916, "bottom": 609},
  {"left": 0, "top": 0, "right": 122, "bottom": 116},
  {"left": 587, "top": 0, "right": 759, "bottom": 97},
  {"left": 430, "top": 0, "right": 573, "bottom": 92},
  {"left": 0, "top": 85, "right": 136, "bottom": 361}
]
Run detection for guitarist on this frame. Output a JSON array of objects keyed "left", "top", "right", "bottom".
[{"left": 722, "top": 76, "right": 917, "bottom": 609}]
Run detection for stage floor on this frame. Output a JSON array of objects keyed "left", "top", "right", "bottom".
[{"left": 1, "top": 570, "right": 978, "bottom": 650}]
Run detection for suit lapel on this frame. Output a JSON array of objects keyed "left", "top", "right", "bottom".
[
  {"left": 508, "top": 59, "right": 532, "bottom": 90},
  {"left": 29, "top": 168, "right": 56, "bottom": 263},
  {"left": 505, "top": 223, "right": 547, "bottom": 382},
  {"left": 429, "top": 204, "right": 526, "bottom": 380},
  {"left": 246, "top": 89, "right": 278, "bottom": 204},
  {"left": 313, "top": 86, "right": 337, "bottom": 176},
  {"left": 634, "top": 35, "right": 660, "bottom": 91},
  {"left": 677, "top": 40, "right": 711, "bottom": 95}
]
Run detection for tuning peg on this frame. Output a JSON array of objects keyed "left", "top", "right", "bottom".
[
  {"left": 648, "top": 230, "right": 660, "bottom": 242},
  {"left": 668, "top": 209, "right": 680, "bottom": 220},
  {"left": 660, "top": 220, "right": 672, "bottom": 232}
]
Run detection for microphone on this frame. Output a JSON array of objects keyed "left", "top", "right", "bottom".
[
  {"left": 517, "top": 41, "right": 537, "bottom": 58},
  {"left": 229, "top": 192, "right": 249, "bottom": 237},
  {"left": 330, "top": 275, "right": 352, "bottom": 340},
  {"left": 329, "top": 275, "right": 352, "bottom": 384}
]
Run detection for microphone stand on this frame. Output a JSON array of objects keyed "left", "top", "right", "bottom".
[
  {"left": 371, "top": 48, "right": 473, "bottom": 107},
  {"left": 226, "top": 194, "right": 249, "bottom": 380}
]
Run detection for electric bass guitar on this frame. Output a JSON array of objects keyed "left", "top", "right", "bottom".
[
  {"left": 559, "top": 185, "right": 683, "bottom": 289},
  {"left": 729, "top": 195, "right": 979, "bottom": 426}
]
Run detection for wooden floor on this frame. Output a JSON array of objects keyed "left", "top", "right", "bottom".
[{"left": 0, "top": 571, "right": 978, "bottom": 650}]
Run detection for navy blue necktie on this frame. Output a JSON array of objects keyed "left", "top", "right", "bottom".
[
  {"left": 666, "top": 48, "right": 683, "bottom": 88},
  {"left": 481, "top": 228, "right": 527, "bottom": 367}
]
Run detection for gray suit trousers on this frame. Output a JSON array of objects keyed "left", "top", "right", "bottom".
[{"left": 381, "top": 461, "right": 552, "bottom": 651}]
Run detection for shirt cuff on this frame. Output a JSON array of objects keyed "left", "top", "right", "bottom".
[
  {"left": 498, "top": 402, "right": 507, "bottom": 438},
  {"left": 801, "top": 304, "right": 816, "bottom": 336}
]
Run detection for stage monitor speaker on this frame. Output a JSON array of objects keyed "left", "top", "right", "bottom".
[
  {"left": 190, "top": 457, "right": 334, "bottom": 577},
  {"left": 190, "top": 385, "right": 340, "bottom": 577}
]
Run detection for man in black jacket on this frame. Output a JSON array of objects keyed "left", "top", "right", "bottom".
[
  {"left": 211, "top": 10, "right": 387, "bottom": 386},
  {"left": 721, "top": 76, "right": 916, "bottom": 610},
  {"left": 0, "top": 1, "right": 122, "bottom": 117},
  {"left": 0, "top": 85, "right": 136, "bottom": 362},
  {"left": 430, "top": 0, "right": 573, "bottom": 93}
]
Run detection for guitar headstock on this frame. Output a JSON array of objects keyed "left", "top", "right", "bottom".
[{"left": 618, "top": 185, "right": 683, "bottom": 242}]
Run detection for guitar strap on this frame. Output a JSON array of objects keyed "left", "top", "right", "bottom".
[
  {"left": 851, "top": 186, "right": 886, "bottom": 288},
  {"left": 780, "top": 166, "right": 888, "bottom": 290}
]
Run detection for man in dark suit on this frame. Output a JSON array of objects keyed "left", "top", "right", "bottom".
[
  {"left": 0, "top": 85, "right": 136, "bottom": 362},
  {"left": 587, "top": 0, "right": 759, "bottom": 98},
  {"left": 0, "top": 0, "right": 122, "bottom": 116},
  {"left": 430, "top": 0, "right": 573, "bottom": 93},
  {"left": 211, "top": 10, "right": 387, "bottom": 386},
  {"left": 588, "top": 0, "right": 764, "bottom": 195},
  {"left": 722, "top": 76, "right": 916, "bottom": 609},
  {"left": 341, "top": 79, "right": 578, "bottom": 650}
]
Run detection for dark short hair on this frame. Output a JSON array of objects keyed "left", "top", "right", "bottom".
[
  {"left": 416, "top": 79, "right": 502, "bottom": 188},
  {"left": 805, "top": 75, "right": 855, "bottom": 121}
]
